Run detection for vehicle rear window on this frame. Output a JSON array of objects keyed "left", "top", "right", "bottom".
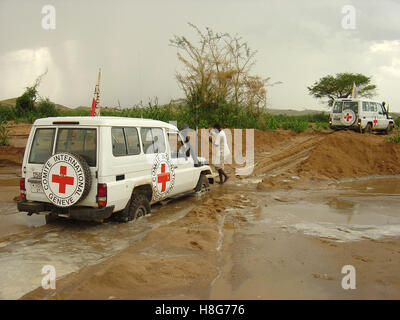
[
  {"left": 29, "top": 128, "right": 55, "bottom": 164},
  {"left": 55, "top": 128, "right": 97, "bottom": 166},
  {"left": 333, "top": 102, "right": 343, "bottom": 113},
  {"left": 343, "top": 102, "right": 358, "bottom": 113}
]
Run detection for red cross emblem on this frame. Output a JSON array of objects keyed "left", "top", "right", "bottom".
[
  {"left": 52, "top": 165, "right": 74, "bottom": 194},
  {"left": 344, "top": 113, "right": 352, "bottom": 122},
  {"left": 373, "top": 116, "right": 378, "bottom": 127},
  {"left": 157, "top": 163, "right": 170, "bottom": 192}
]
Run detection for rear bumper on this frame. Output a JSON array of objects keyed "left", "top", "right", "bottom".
[
  {"left": 330, "top": 124, "right": 360, "bottom": 131},
  {"left": 17, "top": 201, "right": 114, "bottom": 222}
]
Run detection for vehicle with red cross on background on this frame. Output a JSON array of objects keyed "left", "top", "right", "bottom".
[
  {"left": 17, "top": 117, "right": 215, "bottom": 222},
  {"left": 329, "top": 98, "right": 394, "bottom": 134}
]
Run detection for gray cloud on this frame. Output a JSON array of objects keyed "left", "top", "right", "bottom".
[{"left": 1, "top": 0, "right": 400, "bottom": 111}]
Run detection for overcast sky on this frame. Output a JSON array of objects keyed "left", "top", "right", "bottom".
[{"left": 1, "top": 0, "right": 400, "bottom": 111}]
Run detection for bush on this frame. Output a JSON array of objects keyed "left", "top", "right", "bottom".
[
  {"left": 386, "top": 133, "right": 400, "bottom": 144},
  {"left": 281, "top": 119, "right": 309, "bottom": 133},
  {"left": 395, "top": 117, "right": 400, "bottom": 128},
  {"left": 0, "top": 120, "right": 10, "bottom": 146},
  {"left": 0, "top": 106, "right": 15, "bottom": 121},
  {"left": 37, "top": 98, "right": 59, "bottom": 117}
]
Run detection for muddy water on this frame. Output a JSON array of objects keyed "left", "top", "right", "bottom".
[
  {"left": 0, "top": 195, "right": 199, "bottom": 300},
  {"left": 1, "top": 177, "right": 400, "bottom": 300},
  {"left": 210, "top": 177, "right": 400, "bottom": 299}
]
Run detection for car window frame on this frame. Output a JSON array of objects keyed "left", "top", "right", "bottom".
[{"left": 28, "top": 127, "right": 56, "bottom": 164}]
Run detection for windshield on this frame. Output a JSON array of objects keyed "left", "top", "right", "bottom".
[{"left": 55, "top": 128, "right": 97, "bottom": 166}]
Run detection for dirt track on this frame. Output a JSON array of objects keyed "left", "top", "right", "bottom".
[{"left": 1, "top": 124, "right": 400, "bottom": 299}]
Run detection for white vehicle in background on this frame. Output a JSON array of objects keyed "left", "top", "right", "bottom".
[
  {"left": 17, "top": 117, "right": 214, "bottom": 222},
  {"left": 329, "top": 98, "right": 394, "bottom": 134}
]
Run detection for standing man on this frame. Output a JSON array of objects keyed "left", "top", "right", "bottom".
[{"left": 209, "top": 124, "right": 230, "bottom": 184}]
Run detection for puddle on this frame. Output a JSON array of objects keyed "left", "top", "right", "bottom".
[
  {"left": 0, "top": 195, "right": 200, "bottom": 299},
  {"left": 256, "top": 177, "right": 400, "bottom": 241},
  {"left": 210, "top": 176, "right": 400, "bottom": 299}
]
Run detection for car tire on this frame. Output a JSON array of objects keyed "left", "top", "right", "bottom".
[
  {"left": 364, "top": 123, "right": 372, "bottom": 134},
  {"left": 195, "top": 174, "right": 210, "bottom": 194},
  {"left": 385, "top": 123, "right": 394, "bottom": 135},
  {"left": 117, "top": 192, "right": 150, "bottom": 222}
]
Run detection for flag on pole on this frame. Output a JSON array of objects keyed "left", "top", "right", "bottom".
[
  {"left": 90, "top": 97, "right": 96, "bottom": 116},
  {"left": 90, "top": 68, "right": 101, "bottom": 117},
  {"left": 351, "top": 82, "right": 358, "bottom": 98}
]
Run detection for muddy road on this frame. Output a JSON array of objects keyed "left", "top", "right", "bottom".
[{"left": 0, "top": 124, "right": 400, "bottom": 299}]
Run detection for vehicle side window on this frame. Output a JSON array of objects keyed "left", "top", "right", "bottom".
[
  {"left": 371, "top": 103, "right": 377, "bottom": 112},
  {"left": 152, "top": 128, "right": 166, "bottom": 153},
  {"left": 362, "top": 102, "right": 368, "bottom": 112},
  {"left": 112, "top": 127, "right": 127, "bottom": 156},
  {"left": 140, "top": 128, "right": 166, "bottom": 154},
  {"left": 125, "top": 127, "right": 141, "bottom": 155},
  {"left": 140, "top": 128, "right": 153, "bottom": 154},
  {"left": 168, "top": 132, "right": 185, "bottom": 158},
  {"left": 29, "top": 128, "right": 55, "bottom": 164}
]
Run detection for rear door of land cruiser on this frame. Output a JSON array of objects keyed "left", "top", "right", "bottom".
[
  {"left": 332, "top": 100, "right": 359, "bottom": 126},
  {"left": 24, "top": 125, "right": 98, "bottom": 206}
]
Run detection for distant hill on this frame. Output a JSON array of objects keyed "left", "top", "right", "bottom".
[
  {"left": 266, "top": 108, "right": 328, "bottom": 115},
  {"left": 0, "top": 97, "right": 70, "bottom": 110}
]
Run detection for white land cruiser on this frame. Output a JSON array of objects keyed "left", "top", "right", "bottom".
[
  {"left": 17, "top": 117, "right": 214, "bottom": 222},
  {"left": 329, "top": 98, "right": 394, "bottom": 134}
]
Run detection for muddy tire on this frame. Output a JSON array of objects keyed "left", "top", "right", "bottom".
[
  {"left": 195, "top": 174, "right": 210, "bottom": 194},
  {"left": 364, "top": 123, "right": 372, "bottom": 134},
  {"left": 385, "top": 123, "right": 394, "bottom": 135},
  {"left": 117, "top": 193, "right": 150, "bottom": 222}
]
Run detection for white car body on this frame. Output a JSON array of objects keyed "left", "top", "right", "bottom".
[
  {"left": 329, "top": 98, "right": 394, "bottom": 133},
  {"left": 17, "top": 117, "right": 214, "bottom": 222}
]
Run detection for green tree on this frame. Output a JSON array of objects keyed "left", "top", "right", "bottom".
[
  {"left": 170, "top": 23, "right": 278, "bottom": 118},
  {"left": 307, "top": 73, "right": 377, "bottom": 105},
  {"left": 15, "top": 70, "right": 47, "bottom": 117},
  {"left": 37, "top": 98, "right": 59, "bottom": 117}
]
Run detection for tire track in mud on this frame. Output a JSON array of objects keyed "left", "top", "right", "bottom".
[{"left": 254, "top": 134, "right": 327, "bottom": 177}]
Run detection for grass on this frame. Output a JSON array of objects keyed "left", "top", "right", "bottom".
[
  {"left": 1, "top": 102, "right": 330, "bottom": 133},
  {"left": 385, "top": 133, "right": 400, "bottom": 144}
]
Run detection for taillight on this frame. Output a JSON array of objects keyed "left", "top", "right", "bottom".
[
  {"left": 357, "top": 118, "right": 361, "bottom": 125},
  {"left": 20, "top": 178, "right": 26, "bottom": 200},
  {"left": 97, "top": 183, "right": 107, "bottom": 208},
  {"left": 329, "top": 117, "right": 332, "bottom": 125}
]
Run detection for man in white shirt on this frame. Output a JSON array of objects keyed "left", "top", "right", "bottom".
[{"left": 209, "top": 124, "right": 230, "bottom": 184}]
